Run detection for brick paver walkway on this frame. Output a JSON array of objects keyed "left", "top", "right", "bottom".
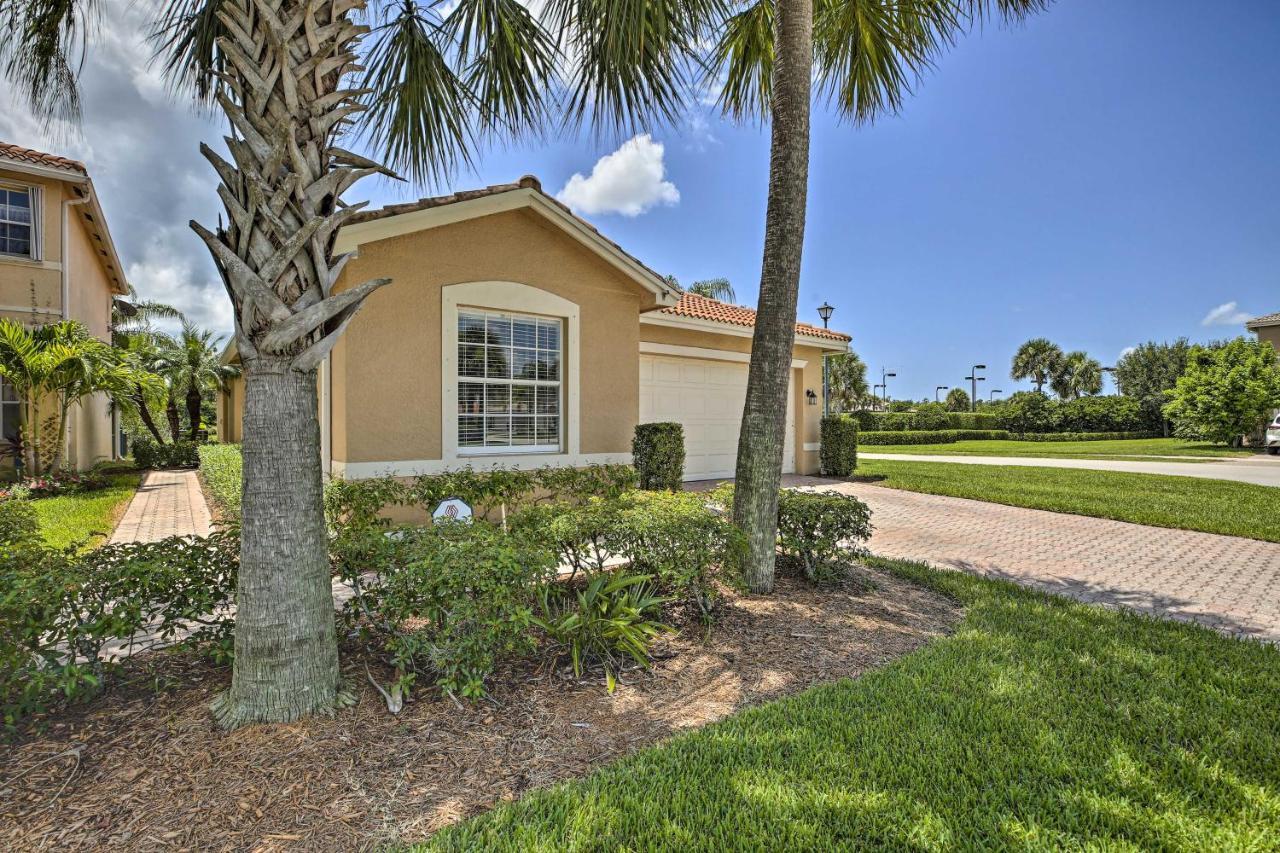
[
  {"left": 110, "top": 469, "right": 211, "bottom": 543},
  {"left": 798, "top": 479, "right": 1280, "bottom": 642}
]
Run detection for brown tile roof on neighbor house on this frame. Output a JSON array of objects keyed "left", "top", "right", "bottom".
[
  {"left": 1247, "top": 311, "right": 1280, "bottom": 329},
  {"left": 0, "top": 141, "right": 87, "bottom": 174},
  {"left": 660, "top": 291, "right": 852, "bottom": 342}
]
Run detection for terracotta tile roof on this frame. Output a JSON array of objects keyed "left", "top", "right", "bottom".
[
  {"left": 1247, "top": 311, "right": 1280, "bottom": 329},
  {"left": 347, "top": 175, "right": 676, "bottom": 294},
  {"left": 0, "top": 141, "right": 87, "bottom": 174},
  {"left": 661, "top": 292, "right": 851, "bottom": 342}
]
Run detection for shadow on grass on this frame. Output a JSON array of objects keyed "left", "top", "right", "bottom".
[{"left": 424, "top": 559, "right": 1280, "bottom": 851}]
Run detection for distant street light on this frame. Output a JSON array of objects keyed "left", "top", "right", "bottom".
[
  {"left": 935, "top": 385, "right": 949, "bottom": 403},
  {"left": 967, "top": 364, "right": 987, "bottom": 412},
  {"left": 880, "top": 368, "right": 897, "bottom": 407},
  {"left": 989, "top": 389, "right": 1003, "bottom": 402},
  {"left": 873, "top": 383, "right": 886, "bottom": 408}
]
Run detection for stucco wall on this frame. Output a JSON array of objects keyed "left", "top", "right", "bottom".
[
  {"left": 331, "top": 208, "right": 645, "bottom": 465},
  {"left": 1257, "top": 325, "right": 1280, "bottom": 354},
  {"left": 66, "top": 208, "right": 116, "bottom": 468}
]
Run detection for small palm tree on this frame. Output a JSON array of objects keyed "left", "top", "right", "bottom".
[
  {"left": 166, "top": 322, "right": 241, "bottom": 441},
  {"left": 1050, "top": 350, "right": 1103, "bottom": 400},
  {"left": 687, "top": 278, "right": 736, "bottom": 302},
  {"left": 825, "top": 350, "right": 868, "bottom": 413},
  {"left": 1011, "top": 338, "right": 1064, "bottom": 393},
  {"left": 115, "top": 331, "right": 174, "bottom": 445}
]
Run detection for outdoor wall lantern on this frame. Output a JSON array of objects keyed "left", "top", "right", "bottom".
[{"left": 806, "top": 389, "right": 818, "bottom": 405}]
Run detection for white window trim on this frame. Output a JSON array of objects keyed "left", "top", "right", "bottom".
[{"left": 442, "top": 281, "right": 580, "bottom": 465}]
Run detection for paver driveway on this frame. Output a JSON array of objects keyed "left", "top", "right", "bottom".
[{"left": 800, "top": 478, "right": 1280, "bottom": 642}]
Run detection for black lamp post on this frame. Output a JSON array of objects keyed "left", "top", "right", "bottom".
[
  {"left": 967, "top": 364, "right": 987, "bottom": 412},
  {"left": 989, "top": 389, "right": 1003, "bottom": 402},
  {"left": 880, "top": 368, "right": 897, "bottom": 408},
  {"left": 818, "top": 303, "right": 836, "bottom": 415},
  {"left": 935, "top": 385, "right": 949, "bottom": 403}
]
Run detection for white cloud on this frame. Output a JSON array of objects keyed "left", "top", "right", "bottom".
[
  {"left": 555, "top": 134, "right": 680, "bottom": 217},
  {"left": 1201, "top": 301, "right": 1253, "bottom": 327},
  {"left": 1119, "top": 346, "right": 1137, "bottom": 361}
]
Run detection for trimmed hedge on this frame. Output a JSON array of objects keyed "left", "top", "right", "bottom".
[
  {"left": 197, "top": 443, "right": 243, "bottom": 521},
  {"left": 853, "top": 411, "right": 1002, "bottom": 432},
  {"left": 632, "top": 422, "right": 685, "bottom": 490},
  {"left": 860, "top": 429, "right": 1160, "bottom": 446},
  {"left": 132, "top": 438, "right": 201, "bottom": 469},
  {"left": 819, "top": 416, "right": 858, "bottom": 476}
]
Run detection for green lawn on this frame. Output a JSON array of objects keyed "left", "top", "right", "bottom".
[
  {"left": 856, "top": 459, "right": 1280, "bottom": 542},
  {"left": 33, "top": 471, "right": 141, "bottom": 549},
  {"left": 424, "top": 559, "right": 1280, "bottom": 851},
  {"left": 862, "top": 437, "right": 1256, "bottom": 459}
]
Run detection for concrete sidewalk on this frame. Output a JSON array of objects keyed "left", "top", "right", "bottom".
[{"left": 860, "top": 452, "right": 1280, "bottom": 487}]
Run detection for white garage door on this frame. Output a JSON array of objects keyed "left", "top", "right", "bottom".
[{"left": 639, "top": 354, "right": 795, "bottom": 481}]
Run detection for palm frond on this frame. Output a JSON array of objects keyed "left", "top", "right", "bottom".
[
  {"left": 149, "top": 0, "right": 226, "bottom": 102},
  {"left": 706, "top": 0, "right": 773, "bottom": 124},
  {"left": 544, "top": 0, "right": 727, "bottom": 134},
  {"left": 688, "top": 277, "right": 736, "bottom": 302},
  {"left": 0, "top": 0, "right": 99, "bottom": 123},
  {"left": 442, "top": 0, "right": 559, "bottom": 138},
  {"left": 359, "top": 0, "right": 477, "bottom": 185}
]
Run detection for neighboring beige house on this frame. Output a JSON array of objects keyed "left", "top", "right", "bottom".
[
  {"left": 220, "top": 176, "right": 850, "bottom": 481},
  {"left": 0, "top": 142, "right": 129, "bottom": 470},
  {"left": 1248, "top": 312, "right": 1280, "bottom": 353}
]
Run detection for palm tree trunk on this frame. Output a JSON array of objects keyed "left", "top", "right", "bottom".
[
  {"left": 132, "top": 386, "right": 166, "bottom": 443},
  {"left": 197, "top": 0, "right": 389, "bottom": 727},
  {"left": 165, "top": 394, "right": 181, "bottom": 443},
  {"left": 186, "top": 382, "right": 203, "bottom": 442},
  {"left": 210, "top": 360, "right": 341, "bottom": 726},
  {"left": 732, "top": 0, "right": 813, "bottom": 593}
]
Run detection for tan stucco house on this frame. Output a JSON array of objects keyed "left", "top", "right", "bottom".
[
  {"left": 1248, "top": 312, "right": 1280, "bottom": 353},
  {"left": 219, "top": 176, "right": 850, "bottom": 482},
  {"left": 0, "top": 142, "right": 129, "bottom": 470}
]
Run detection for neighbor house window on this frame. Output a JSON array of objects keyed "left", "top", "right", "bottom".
[
  {"left": 0, "top": 188, "right": 33, "bottom": 258},
  {"left": 1, "top": 379, "right": 19, "bottom": 445},
  {"left": 457, "top": 309, "right": 561, "bottom": 452}
]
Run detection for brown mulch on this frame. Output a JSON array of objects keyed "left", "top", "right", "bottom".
[{"left": 0, "top": 564, "right": 961, "bottom": 852}]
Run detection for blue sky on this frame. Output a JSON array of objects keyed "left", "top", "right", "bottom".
[{"left": 3, "top": 0, "right": 1276, "bottom": 402}]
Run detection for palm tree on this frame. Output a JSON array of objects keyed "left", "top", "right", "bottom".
[
  {"left": 3, "top": 0, "right": 718, "bottom": 726},
  {"left": 825, "top": 350, "right": 868, "bottom": 413},
  {"left": 111, "top": 284, "right": 185, "bottom": 346},
  {"left": 166, "top": 322, "right": 240, "bottom": 441},
  {"left": 1050, "top": 350, "right": 1103, "bottom": 400},
  {"left": 688, "top": 278, "right": 737, "bottom": 302},
  {"left": 116, "top": 331, "right": 173, "bottom": 444},
  {"left": 714, "top": 0, "right": 1050, "bottom": 591},
  {"left": 1011, "top": 337, "right": 1064, "bottom": 394}
]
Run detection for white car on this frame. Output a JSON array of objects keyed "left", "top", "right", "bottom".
[{"left": 1268, "top": 413, "right": 1280, "bottom": 456}]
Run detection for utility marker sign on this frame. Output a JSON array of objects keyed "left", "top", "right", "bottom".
[{"left": 432, "top": 498, "right": 473, "bottom": 524}]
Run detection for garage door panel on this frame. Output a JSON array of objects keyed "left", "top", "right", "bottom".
[{"left": 639, "top": 354, "right": 794, "bottom": 481}]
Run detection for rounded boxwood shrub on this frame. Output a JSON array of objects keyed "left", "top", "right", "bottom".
[
  {"left": 632, "top": 422, "right": 685, "bottom": 490},
  {"left": 132, "top": 438, "right": 201, "bottom": 469},
  {"left": 820, "top": 415, "right": 858, "bottom": 476}
]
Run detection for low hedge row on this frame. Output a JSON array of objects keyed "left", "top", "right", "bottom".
[
  {"left": 859, "top": 429, "right": 1160, "bottom": 446},
  {"left": 852, "top": 411, "right": 1003, "bottom": 432}
]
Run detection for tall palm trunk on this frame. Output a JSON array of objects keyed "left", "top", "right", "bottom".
[
  {"left": 165, "top": 393, "right": 182, "bottom": 442},
  {"left": 132, "top": 385, "right": 166, "bottom": 443},
  {"left": 732, "top": 0, "right": 813, "bottom": 593},
  {"left": 186, "top": 382, "right": 203, "bottom": 441},
  {"left": 201, "top": 0, "right": 389, "bottom": 728}
]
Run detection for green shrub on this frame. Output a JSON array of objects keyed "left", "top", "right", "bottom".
[
  {"left": 860, "top": 429, "right": 1011, "bottom": 445},
  {"left": 820, "top": 415, "right": 858, "bottom": 476},
  {"left": 0, "top": 532, "right": 238, "bottom": 727},
  {"left": 776, "top": 490, "right": 873, "bottom": 583},
  {"left": 509, "top": 498, "right": 624, "bottom": 577},
  {"left": 534, "top": 572, "right": 673, "bottom": 693},
  {"left": 852, "top": 411, "right": 1002, "bottom": 432},
  {"left": 606, "top": 491, "right": 744, "bottom": 617},
  {"left": 993, "top": 391, "right": 1056, "bottom": 435},
  {"left": 0, "top": 497, "right": 39, "bottom": 548},
  {"left": 197, "top": 443, "right": 243, "bottom": 520},
  {"left": 1052, "top": 396, "right": 1143, "bottom": 433},
  {"left": 1016, "top": 430, "right": 1158, "bottom": 442},
  {"left": 350, "top": 521, "right": 556, "bottom": 701},
  {"left": 132, "top": 438, "right": 201, "bottom": 469},
  {"left": 632, "top": 422, "right": 685, "bottom": 490}
]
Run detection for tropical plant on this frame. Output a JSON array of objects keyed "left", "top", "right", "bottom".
[
  {"left": 0, "top": 319, "right": 159, "bottom": 475},
  {"left": 1050, "top": 350, "right": 1103, "bottom": 400},
  {"left": 687, "top": 277, "right": 736, "bottom": 302},
  {"left": 714, "top": 0, "right": 1050, "bottom": 592},
  {"left": 1163, "top": 338, "right": 1280, "bottom": 446},
  {"left": 1011, "top": 338, "right": 1064, "bottom": 394},
  {"left": 159, "top": 322, "right": 240, "bottom": 441},
  {"left": 944, "top": 387, "right": 970, "bottom": 412},
  {"left": 1114, "top": 339, "right": 1193, "bottom": 434},
  {"left": 115, "top": 330, "right": 174, "bottom": 444},
  {"left": 825, "top": 350, "right": 868, "bottom": 413}
]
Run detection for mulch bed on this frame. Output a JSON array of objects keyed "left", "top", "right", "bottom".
[{"left": 0, "top": 563, "right": 960, "bottom": 851}]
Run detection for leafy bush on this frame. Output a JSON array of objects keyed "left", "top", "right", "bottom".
[
  {"left": 1052, "top": 396, "right": 1143, "bottom": 433},
  {"left": 0, "top": 532, "right": 238, "bottom": 727},
  {"left": 133, "top": 438, "right": 201, "bottom": 469},
  {"left": 346, "top": 521, "right": 556, "bottom": 702},
  {"left": 0, "top": 470, "right": 108, "bottom": 498},
  {"left": 632, "top": 422, "right": 685, "bottom": 490},
  {"left": 197, "top": 443, "right": 243, "bottom": 520},
  {"left": 776, "top": 490, "right": 873, "bottom": 583},
  {"left": 0, "top": 497, "right": 39, "bottom": 547},
  {"left": 1015, "top": 431, "right": 1159, "bottom": 442},
  {"left": 820, "top": 415, "right": 858, "bottom": 476},
  {"left": 852, "top": 411, "right": 1002, "bottom": 432},
  {"left": 860, "top": 429, "right": 1011, "bottom": 445},
  {"left": 993, "top": 391, "right": 1056, "bottom": 435},
  {"left": 534, "top": 572, "right": 672, "bottom": 693},
  {"left": 324, "top": 464, "right": 638, "bottom": 528},
  {"left": 509, "top": 498, "right": 623, "bottom": 577}
]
